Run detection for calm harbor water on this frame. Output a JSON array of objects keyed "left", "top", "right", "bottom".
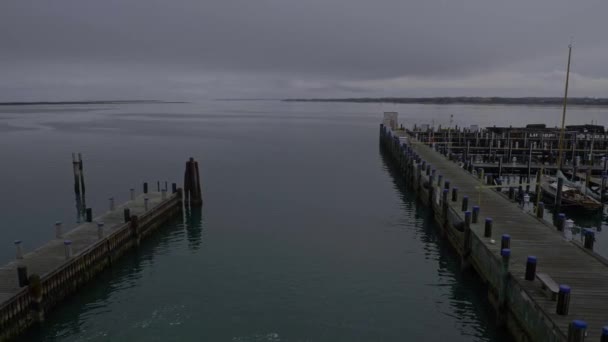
[{"left": 1, "top": 101, "right": 607, "bottom": 341}]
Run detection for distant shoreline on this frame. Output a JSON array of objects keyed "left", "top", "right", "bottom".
[
  {"left": 0, "top": 100, "right": 187, "bottom": 106},
  {"left": 283, "top": 97, "right": 608, "bottom": 107}
]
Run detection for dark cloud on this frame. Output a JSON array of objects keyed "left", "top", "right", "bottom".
[{"left": 1, "top": 0, "right": 607, "bottom": 99}]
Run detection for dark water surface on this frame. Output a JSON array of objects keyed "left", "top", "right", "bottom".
[{"left": 2, "top": 101, "right": 606, "bottom": 341}]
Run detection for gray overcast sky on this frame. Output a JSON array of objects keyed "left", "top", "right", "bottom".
[{"left": 1, "top": 0, "right": 607, "bottom": 101}]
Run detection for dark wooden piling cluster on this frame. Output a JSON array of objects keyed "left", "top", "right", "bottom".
[
  {"left": 184, "top": 157, "right": 203, "bottom": 207},
  {"left": 0, "top": 158, "right": 205, "bottom": 341},
  {"left": 380, "top": 123, "right": 608, "bottom": 342}
]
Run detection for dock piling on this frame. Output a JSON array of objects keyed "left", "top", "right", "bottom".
[
  {"left": 17, "top": 266, "right": 28, "bottom": 287},
  {"left": 461, "top": 196, "right": 469, "bottom": 212},
  {"left": 172, "top": 183, "right": 177, "bottom": 193},
  {"left": 472, "top": 206, "right": 480, "bottom": 223},
  {"left": 14, "top": 240, "right": 23, "bottom": 260},
  {"left": 143, "top": 182, "right": 148, "bottom": 194},
  {"left": 64, "top": 240, "right": 73, "bottom": 259},
  {"left": 157, "top": 181, "right": 160, "bottom": 192},
  {"left": 484, "top": 218, "right": 493, "bottom": 237},
  {"left": 144, "top": 197, "right": 149, "bottom": 211},
  {"left": 583, "top": 229, "right": 595, "bottom": 250},
  {"left": 567, "top": 320, "right": 587, "bottom": 342},
  {"left": 537, "top": 202, "right": 544, "bottom": 219},
  {"left": 97, "top": 222, "right": 104, "bottom": 239},
  {"left": 452, "top": 188, "right": 458, "bottom": 202},
  {"left": 501, "top": 234, "right": 511, "bottom": 250},
  {"left": 557, "top": 285, "right": 571, "bottom": 315},
  {"left": 109, "top": 197, "right": 115, "bottom": 211},
  {"left": 123, "top": 208, "right": 131, "bottom": 223},
  {"left": 557, "top": 213, "right": 566, "bottom": 231},
  {"left": 86, "top": 208, "right": 92, "bottom": 222},
  {"left": 525, "top": 256, "right": 537, "bottom": 281},
  {"left": 130, "top": 188, "right": 135, "bottom": 201},
  {"left": 55, "top": 221, "right": 63, "bottom": 238},
  {"left": 556, "top": 177, "right": 564, "bottom": 212},
  {"left": 184, "top": 157, "right": 203, "bottom": 206}
]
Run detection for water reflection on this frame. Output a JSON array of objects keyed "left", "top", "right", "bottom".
[
  {"left": 379, "top": 145, "right": 511, "bottom": 342},
  {"left": 185, "top": 205, "right": 204, "bottom": 251}
]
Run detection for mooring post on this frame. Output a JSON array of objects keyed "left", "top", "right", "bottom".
[
  {"left": 130, "top": 215, "right": 140, "bottom": 246},
  {"left": 184, "top": 157, "right": 203, "bottom": 206},
  {"left": 525, "top": 256, "right": 537, "bottom": 281},
  {"left": 567, "top": 320, "right": 587, "bottom": 342},
  {"left": 172, "top": 182, "right": 177, "bottom": 194},
  {"left": 437, "top": 174, "right": 443, "bottom": 187},
  {"left": 14, "top": 240, "right": 23, "bottom": 260},
  {"left": 536, "top": 202, "right": 544, "bottom": 219},
  {"left": 444, "top": 180, "right": 450, "bottom": 190},
  {"left": 144, "top": 197, "right": 149, "bottom": 211},
  {"left": 17, "top": 265, "right": 28, "bottom": 287},
  {"left": 583, "top": 229, "right": 595, "bottom": 250},
  {"left": 461, "top": 196, "right": 469, "bottom": 212},
  {"left": 109, "top": 197, "right": 115, "bottom": 211},
  {"left": 601, "top": 326, "right": 608, "bottom": 342},
  {"left": 556, "top": 177, "right": 564, "bottom": 212},
  {"left": 452, "top": 187, "right": 459, "bottom": 202},
  {"left": 97, "top": 222, "right": 104, "bottom": 239},
  {"left": 556, "top": 285, "right": 571, "bottom": 315},
  {"left": 501, "top": 234, "right": 511, "bottom": 250},
  {"left": 157, "top": 181, "right": 160, "bottom": 192},
  {"left": 124, "top": 208, "right": 131, "bottom": 223},
  {"left": 86, "top": 208, "right": 93, "bottom": 222},
  {"left": 556, "top": 213, "right": 566, "bottom": 231},
  {"left": 130, "top": 188, "right": 135, "bottom": 201},
  {"left": 143, "top": 182, "right": 148, "bottom": 194},
  {"left": 472, "top": 206, "right": 480, "bottom": 223},
  {"left": 55, "top": 221, "right": 63, "bottom": 238},
  {"left": 64, "top": 240, "right": 73, "bottom": 259},
  {"left": 484, "top": 218, "right": 493, "bottom": 237},
  {"left": 463, "top": 211, "right": 472, "bottom": 256}
]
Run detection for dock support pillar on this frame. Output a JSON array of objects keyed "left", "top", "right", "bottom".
[
  {"left": 28, "top": 274, "right": 44, "bottom": 323},
  {"left": 461, "top": 196, "right": 469, "bottom": 212},
  {"left": 501, "top": 234, "right": 511, "bottom": 250},
  {"left": 17, "top": 266, "right": 28, "bottom": 287},
  {"left": 130, "top": 188, "right": 135, "bottom": 201},
  {"left": 556, "top": 177, "right": 564, "bottom": 212},
  {"left": 86, "top": 208, "right": 93, "bottom": 223},
  {"left": 143, "top": 182, "right": 148, "bottom": 194},
  {"left": 525, "top": 256, "right": 537, "bottom": 281},
  {"left": 567, "top": 320, "right": 587, "bottom": 342},
  {"left": 536, "top": 202, "right": 544, "bottom": 219},
  {"left": 64, "top": 240, "right": 73, "bottom": 259},
  {"left": 583, "top": 229, "right": 595, "bottom": 250},
  {"left": 484, "top": 218, "right": 493, "bottom": 238},
  {"left": 14, "top": 240, "right": 23, "bottom": 260},
  {"left": 130, "top": 215, "right": 140, "bottom": 246},
  {"left": 123, "top": 208, "right": 131, "bottom": 223},
  {"left": 556, "top": 285, "right": 571, "bottom": 315},
  {"left": 55, "top": 221, "right": 63, "bottom": 239},
  {"left": 172, "top": 183, "right": 177, "bottom": 194},
  {"left": 184, "top": 157, "right": 203, "bottom": 207},
  {"left": 472, "top": 206, "right": 480, "bottom": 223}
]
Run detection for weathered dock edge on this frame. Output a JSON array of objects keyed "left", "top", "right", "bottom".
[
  {"left": 0, "top": 190, "right": 183, "bottom": 341},
  {"left": 379, "top": 124, "right": 601, "bottom": 342}
]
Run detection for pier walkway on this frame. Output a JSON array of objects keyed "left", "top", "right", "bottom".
[{"left": 385, "top": 127, "right": 608, "bottom": 341}]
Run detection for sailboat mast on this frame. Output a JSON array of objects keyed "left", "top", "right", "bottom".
[{"left": 557, "top": 44, "right": 573, "bottom": 169}]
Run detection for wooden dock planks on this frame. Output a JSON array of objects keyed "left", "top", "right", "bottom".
[{"left": 403, "top": 132, "right": 608, "bottom": 340}]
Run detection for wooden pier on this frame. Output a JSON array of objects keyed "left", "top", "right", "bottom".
[
  {"left": 381, "top": 124, "right": 608, "bottom": 341},
  {"left": 0, "top": 157, "right": 204, "bottom": 341}
]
